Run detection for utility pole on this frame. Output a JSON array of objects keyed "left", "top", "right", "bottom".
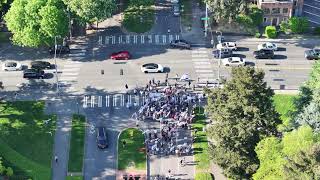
[
  {"left": 205, "top": 3, "right": 208, "bottom": 37},
  {"left": 54, "top": 36, "right": 60, "bottom": 93}
]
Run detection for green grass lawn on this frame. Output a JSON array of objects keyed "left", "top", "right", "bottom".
[
  {"left": 123, "top": 6, "right": 155, "bottom": 33},
  {"left": 68, "top": 114, "right": 86, "bottom": 172},
  {"left": 66, "top": 175, "right": 83, "bottom": 180},
  {"left": 118, "top": 128, "right": 146, "bottom": 170},
  {"left": 180, "top": 0, "right": 192, "bottom": 28},
  {"left": 273, "top": 94, "right": 297, "bottom": 130},
  {"left": 195, "top": 172, "right": 214, "bottom": 180},
  {"left": 192, "top": 107, "right": 211, "bottom": 171},
  {"left": 0, "top": 101, "right": 56, "bottom": 180}
]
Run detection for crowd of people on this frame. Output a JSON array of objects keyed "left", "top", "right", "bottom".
[{"left": 130, "top": 77, "right": 204, "bottom": 156}]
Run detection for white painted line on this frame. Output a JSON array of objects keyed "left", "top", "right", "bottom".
[
  {"left": 126, "top": 35, "right": 130, "bottom": 44},
  {"left": 63, "top": 64, "right": 82, "bottom": 68},
  {"left": 196, "top": 69, "right": 213, "bottom": 73},
  {"left": 68, "top": 53, "right": 85, "bottom": 57},
  {"left": 192, "top": 58, "right": 210, "bottom": 62},
  {"left": 105, "top": 36, "right": 109, "bottom": 45},
  {"left": 155, "top": 35, "right": 159, "bottom": 44},
  {"left": 194, "top": 62, "right": 210, "bottom": 65},
  {"left": 106, "top": 95, "right": 110, "bottom": 107},
  {"left": 113, "top": 95, "right": 116, "bottom": 106},
  {"left": 61, "top": 72, "right": 79, "bottom": 76},
  {"left": 98, "top": 36, "right": 102, "bottom": 45},
  {"left": 112, "top": 36, "right": 115, "bottom": 44},
  {"left": 141, "top": 35, "right": 145, "bottom": 44},
  {"left": 194, "top": 66, "right": 212, "bottom": 69},
  {"left": 169, "top": 35, "right": 173, "bottom": 42},
  {"left": 128, "top": 95, "right": 132, "bottom": 104},
  {"left": 192, "top": 51, "right": 207, "bottom": 54},
  {"left": 119, "top": 35, "right": 123, "bottom": 44},
  {"left": 61, "top": 68, "right": 80, "bottom": 72},
  {"left": 162, "top": 35, "right": 166, "bottom": 44},
  {"left": 121, "top": 94, "right": 125, "bottom": 106},
  {"left": 192, "top": 54, "right": 208, "bottom": 58},
  {"left": 83, "top": 96, "right": 88, "bottom": 108},
  {"left": 90, "top": 96, "right": 95, "bottom": 108},
  {"left": 134, "top": 35, "right": 137, "bottom": 44},
  {"left": 148, "top": 35, "right": 152, "bottom": 43},
  {"left": 59, "top": 77, "right": 78, "bottom": 81},
  {"left": 197, "top": 73, "right": 215, "bottom": 77},
  {"left": 175, "top": 35, "right": 179, "bottom": 40},
  {"left": 98, "top": 96, "right": 102, "bottom": 107}
]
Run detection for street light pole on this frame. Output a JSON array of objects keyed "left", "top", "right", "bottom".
[
  {"left": 54, "top": 36, "right": 59, "bottom": 93},
  {"left": 205, "top": 3, "right": 208, "bottom": 37},
  {"left": 216, "top": 31, "right": 222, "bottom": 87}
]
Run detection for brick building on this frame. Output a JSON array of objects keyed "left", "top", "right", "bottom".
[{"left": 257, "top": 0, "right": 294, "bottom": 26}]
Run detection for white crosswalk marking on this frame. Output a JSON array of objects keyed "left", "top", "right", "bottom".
[
  {"left": 195, "top": 66, "right": 211, "bottom": 69},
  {"left": 112, "top": 36, "right": 115, "bottom": 44},
  {"left": 119, "top": 35, "right": 123, "bottom": 44},
  {"left": 198, "top": 74, "right": 215, "bottom": 77},
  {"left": 192, "top": 54, "right": 208, "bottom": 58},
  {"left": 83, "top": 96, "right": 88, "bottom": 108},
  {"left": 194, "top": 62, "right": 210, "bottom": 65},
  {"left": 192, "top": 58, "right": 210, "bottom": 62},
  {"left": 98, "top": 36, "right": 102, "bottom": 45},
  {"left": 141, "top": 35, "right": 145, "bottom": 44},
  {"left": 133, "top": 35, "right": 138, "bottom": 44},
  {"left": 175, "top": 35, "right": 179, "bottom": 40},
  {"left": 90, "top": 96, "right": 95, "bottom": 108},
  {"left": 126, "top": 35, "right": 130, "bottom": 44},
  {"left": 196, "top": 69, "right": 213, "bottom": 73},
  {"left": 169, "top": 35, "right": 173, "bottom": 42},
  {"left": 121, "top": 95, "right": 125, "bottom": 106},
  {"left": 155, "top": 35, "right": 159, "bottom": 44},
  {"left": 105, "top": 36, "right": 109, "bottom": 45},
  {"left": 148, "top": 35, "right": 152, "bottom": 43},
  {"left": 106, "top": 95, "right": 110, "bottom": 107},
  {"left": 98, "top": 96, "right": 102, "bottom": 107},
  {"left": 162, "top": 35, "right": 166, "bottom": 44}
]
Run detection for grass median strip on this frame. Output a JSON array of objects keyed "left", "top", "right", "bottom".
[
  {"left": 66, "top": 175, "right": 83, "bottom": 180},
  {"left": 118, "top": 128, "right": 146, "bottom": 170},
  {"left": 192, "top": 107, "right": 210, "bottom": 171},
  {"left": 0, "top": 101, "right": 56, "bottom": 180},
  {"left": 68, "top": 114, "right": 86, "bottom": 172}
]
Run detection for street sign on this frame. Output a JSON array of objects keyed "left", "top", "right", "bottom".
[{"left": 201, "top": 17, "right": 209, "bottom": 20}]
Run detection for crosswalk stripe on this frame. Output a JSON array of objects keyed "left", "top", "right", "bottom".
[
  {"left": 59, "top": 77, "right": 77, "bottom": 81},
  {"left": 194, "top": 62, "right": 210, "bottom": 65},
  {"left": 62, "top": 68, "right": 80, "bottom": 72},
  {"left": 192, "top": 54, "right": 208, "bottom": 58},
  {"left": 169, "top": 35, "right": 173, "bottom": 42},
  {"left": 63, "top": 64, "right": 82, "bottom": 68},
  {"left": 126, "top": 35, "right": 130, "bottom": 44},
  {"left": 112, "top": 36, "right": 115, "bottom": 44},
  {"left": 105, "top": 36, "right": 109, "bottom": 45},
  {"left": 98, "top": 36, "right": 102, "bottom": 45},
  {"left": 192, "top": 58, "right": 210, "bottom": 62},
  {"left": 119, "top": 35, "right": 123, "bottom": 44},
  {"left": 69, "top": 53, "right": 85, "bottom": 57},
  {"left": 196, "top": 69, "right": 213, "bottom": 73},
  {"left": 195, "top": 66, "right": 212, "bottom": 69},
  {"left": 192, "top": 50, "right": 207, "bottom": 54},
  {"left": 198, "top": 74, "right": 215, "bottom": 77},
  {"left": 148, "top": 35, "right": 152, "bottom": 43},
  {"left": 61, "top": 72, "right": 79, "bottom": 76},
  {"left": 175, "top": 35, "right": 179, "bottom": 40},
  {"left": 133, "top": 35, "right": 137, "bottom": 44},
  {"left": 141, "top": 35, "right": 145, "bottom": 44},
  {"left": 162, "top": 35, "right": 166, "bottom": 44},
  {"left": 155, "top": 35, "right": 159, "bottom": 44}
]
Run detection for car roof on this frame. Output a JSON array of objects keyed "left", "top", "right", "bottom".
[
  {"left": 5, "top": 62, "right": 17, "bottom": 66},
  {"left": 24, "top": 69, "right": 38, "bottom": 72},
  {"left": 143, "top": 63, "right": 157, "bottom": 67}
]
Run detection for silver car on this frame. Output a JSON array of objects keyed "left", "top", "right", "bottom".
[{"left": 173, "top": 4, "right": 180, "bottom": 16}]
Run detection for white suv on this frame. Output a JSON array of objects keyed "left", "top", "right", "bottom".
[{"left": 217, "top": 42, "right": 237, "bottom": 50}]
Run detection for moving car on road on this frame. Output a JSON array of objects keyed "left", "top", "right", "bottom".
[
  {"left": 49, "top": 45, "right": 70, "bottom": 54},
  {"left": 170, "top": 40, "right": 191, "bottom": 49},
  {"left": 96, "top": 127, "right": 108, "bottom": 149},
  {"left": 2, "top": 62, "right": 22, "bottom": 71},
  {"left": 23, "top": 69, "right": 45, "bottom": 79},
  {"left": 31, "top": 61, "right": 52, "bottom": 70},
  {"left": 258, "top": 42, "right": 278, "bottom": 51},
  {"left": 305, "top": 49, "right": 320, "bottom": 60},
  {"left": 110, "top": 51, "right": 131, "bottom": 60},
  {"left": 217, "top": 42, "right": 237, "bottom": 50},
  {"left": 212, "top": 49, "right": 232, "bottom": 58},
  {"left": 173, "top": 3, "right": 180, "bottom": 16},
  {"left": 141, "top": 63, "right": 164, "bottom": 73},
  {"left": 253, "top": 49, "right": 274, "bottom": 59},
  {"left": 222, "top": 57, "right": 246, "bottom": 66}
]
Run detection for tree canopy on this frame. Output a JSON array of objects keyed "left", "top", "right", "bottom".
[
  {"left": 206, "top": 67, "right": 281, "bottom": 179},
  {"left": 205, "top": 0, "right": 249, "bottom": 22},
  {"left": 4, "top": 0, "right": 68, "bottom": 47},
  {"left": 63, "top": 0, "right": 116, "bottom": 23},
  {"left": 254, "top": 125, "right": 320, "bottom": 180}
]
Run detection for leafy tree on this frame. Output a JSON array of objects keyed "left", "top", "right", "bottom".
[
  {"left": 254, "top": 125, "right": 320, "bottom": 180},
  {"left": 295, "top": 101, "right": 320, "bottom": 132},
  {"left": 205, "top": 0, "right": 249, "bottom": 23},
  {"left": 249, "top": 5, "right": 263, "bottom": 26},
  {"left": 306, "top": 61, "right": 320, "bottom": 90},
  {"left": 236, "top": 14, "right": 253, "bottom": 27},
  {"left": 0, "top": 157, "right": 5, "bottom": 175},
  {"left": 5, "top": 167, "right": 13, "bottom": 177},
  {"left": 206, "top": 67, "right": 281, "bottom": 179},
  {"left": 4, "top": 0, "right": 68, "bottom": 47},
  {"left": 63, "top": 0, "right": 116, "bottom": 23},
  {"left": 129, "top": 0, "right": 153, "bottom": 6},
  {"left": 265, "top": 26, "right": 277, "bottom": 38},
  {"left": 289, "top": 17, "right": 309, "bottom": 34},
  {"left": 280, "top": 21, "right": 290, "bottom": 32}
]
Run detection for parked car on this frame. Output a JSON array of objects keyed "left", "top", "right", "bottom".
[
  {"left": 170, "top": 40, "right": 191, "bottom": 49},
  {"left": 173, "top": 3, "right": 180, "bottom": 16},
  {"left": 2, "top": 62, "right": 22, "bottom": 71},
  {"left": 258, "top": 42, "right": 278, "bottom": 51},
  {"left": 253, "top": 49, "right": 274, "bottom": 59},
  {"left": 96, "top": 127, "right": 108, "bottom": 149},
  {"left": 110, "top": 51, "right": 131, "bottom": 60},
  {"left": 305, "top": 49, "right": 320, "bottom": 60},
  {"left": 222, "top": 57, "right": 246, "bottom": 66},
  {"left": 31, "top": 61, "right": 52, "bottom": 69},
  {"left": 212, "top": 49, "right": 233, "bottom": 58},
  {"left": 217, "top": 42, "right": 237, "bottom": 50},
  {"left": 141, "top": 63, "right": 164, "bottom": 73},
  {"left": 49, "top": 45, "right": 70, "bottom": 54},
  {"left": 23, "top": 69, "right": 45, "bottom": 79}
]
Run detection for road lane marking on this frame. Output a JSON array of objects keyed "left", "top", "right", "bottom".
[
  {"left": 196, "top": 69, "right": 213, "bottom": 73},
  {"left": 194, "top": 62, "right": 210, "bottom": 65}
]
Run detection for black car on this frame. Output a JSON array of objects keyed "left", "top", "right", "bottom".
[
  {"left": 253, "top": 49, "right": 274, "bottom": 59},
  {"left": 96, "top": 127, "right": 108, "bottom": 149},
  {"left": 31, "top": 61, "right": 52, "bottom": 69},
  {"left": 212, "top": 49, "right": 232, "bottom": 58},
  {"left": 170, "top": 40, "right": 191, "bottom": 49},
  {"left": 49, "top": 45, "right": 70, "bottom": 54},
  {"left": 304, "top": 49, "right": 320, "bottom": 60},
  {"left": 23, "top": 69, "right": 45, "bottom": 79}
]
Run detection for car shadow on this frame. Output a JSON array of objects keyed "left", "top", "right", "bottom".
[
  {"left": 273, "top": 54, "right": 287, "bottom": 60},
  {"left": 21, "top": 65, "right": 28, "bottom": 70},
  {"left": 232, "top": 54, "right": 246, "bottom": 58},
  {"left": 44, "top": 73, "right": 54, "bottom": 79},
  {"left": 245, "top": 62, "right": 256, "bottom": 67},
  {"left": 277, "top": 47, "right": 286, "bottom": 51},
  {"left": 236, "top": 47, "right": 250, "bottom": 52},
  {"left": 50, "top": 64, "right": 57, "bottom": 69},
  {"left": 163, "top": 67, "right": 171, "bottom": 73}
]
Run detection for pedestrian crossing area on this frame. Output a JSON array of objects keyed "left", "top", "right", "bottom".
[
  {"left": 58, "top": 61, "right": 82, "bottom": 91},
  {"left": 192, "top": 48, "right": 217, "bottom": 87},
  {"left": 82, "top": 94, "right": 147, "bottom": 108},
  {"left": 98, "top": 34, "right": 180, "bottom": 45}
]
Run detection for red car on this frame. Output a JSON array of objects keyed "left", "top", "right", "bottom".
[{"left": 110, "top": 51, "right": 131, "bottom": 60}]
